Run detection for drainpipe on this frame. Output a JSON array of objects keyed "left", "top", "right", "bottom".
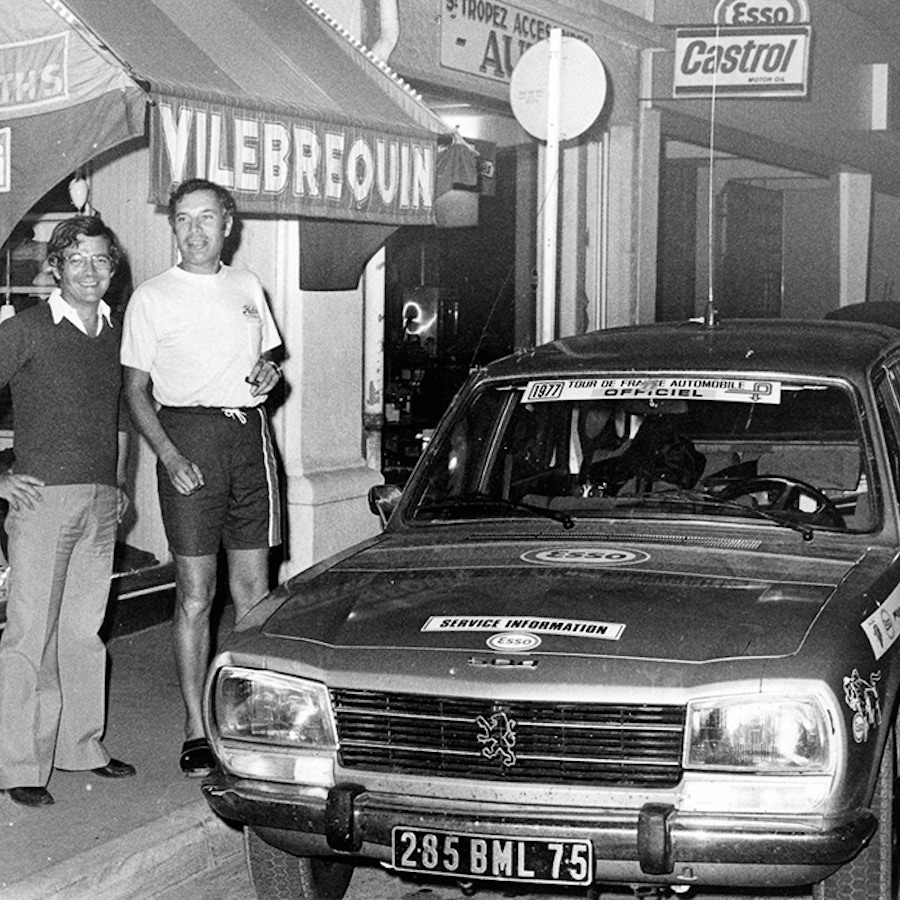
[{"left": 371, "top": 0, "right": 399, "bottom": 61}]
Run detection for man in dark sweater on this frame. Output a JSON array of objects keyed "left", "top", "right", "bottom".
[{"left": 0, "top": 216, "right": 135, "bottom": 808}]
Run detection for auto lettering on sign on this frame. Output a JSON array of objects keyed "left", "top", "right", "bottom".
[{"left": 440, "top": 0, "right": 591, "bottom": 82}]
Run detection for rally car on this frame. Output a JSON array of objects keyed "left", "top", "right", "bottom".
[{"left": 202, "top": 318, "right": 900, "bottom": 899}]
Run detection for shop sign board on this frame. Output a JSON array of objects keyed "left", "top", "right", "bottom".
[
  {"left": 149, "top": 95, "right": 437, "bottom": 226},
  {"left": 673, "top": 25, "right": 811, "bottom": 98},
  {"left": 0, "top": 32, "right": 68, "bottom": 114},
  {"left": 440, "top": 0, "right": 590, "bottom": 83},
  {"left": 509, "top": 36, "right": 607, "bottom": 141}
]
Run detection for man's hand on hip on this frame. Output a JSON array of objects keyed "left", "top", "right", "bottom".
[{"left": 0, "top": 473, "right": 45, "bottom": 510}]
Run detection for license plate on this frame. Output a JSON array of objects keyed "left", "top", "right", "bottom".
[{"left": 391, "top": 827, "right": 593, "bottom": 885}]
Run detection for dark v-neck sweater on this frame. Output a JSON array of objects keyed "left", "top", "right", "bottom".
[{"left": 0, "top": 301, "right": 122, "bottom": 486}]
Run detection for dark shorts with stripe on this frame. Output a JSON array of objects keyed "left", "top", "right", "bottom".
[{"left": 157, "top": 406, "right": 282, "bottom": 557}]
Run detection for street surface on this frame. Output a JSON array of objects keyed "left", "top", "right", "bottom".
[{"left": 159, "top": 849, "right": 817, "bottom": 900}]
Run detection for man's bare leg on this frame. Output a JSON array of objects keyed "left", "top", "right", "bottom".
[
  {"left": 173, "top": 552, "right": 218, "bottom": 741},
  {"left": 226, "top": 547, "right": 271, "bottom": 623}
]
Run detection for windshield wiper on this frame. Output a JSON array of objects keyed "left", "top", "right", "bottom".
[
  {"left": 416, "top": 492, "right": 575, "bottom": 530},
  {"left": 645, "top": 488, "right": 815, "bottom": 542}
]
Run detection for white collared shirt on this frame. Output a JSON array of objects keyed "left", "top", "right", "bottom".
[{"left": 48, "top": 287, "right": 113, "bottom": 336}]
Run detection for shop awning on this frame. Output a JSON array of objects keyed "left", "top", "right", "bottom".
[
  {"left": 0, "top": 0, "right": 146, "bottom": 251},
  {"left": 2, "top": 0, "right": 448, "bottom": 288}
]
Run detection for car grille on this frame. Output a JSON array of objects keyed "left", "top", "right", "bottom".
[{"left": 331, "top": 690, "right": 686, "bottom": 788}]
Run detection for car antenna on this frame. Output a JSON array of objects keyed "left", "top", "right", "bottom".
[{"left": 703, "top": 22, "right": 722, "bottom": 329}]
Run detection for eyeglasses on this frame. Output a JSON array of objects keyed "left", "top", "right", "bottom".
[{"left": 62, "top": 253, "right": 114, "bottom": 272}]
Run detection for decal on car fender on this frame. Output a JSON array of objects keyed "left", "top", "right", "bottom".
[
  {"left": 861, "top": 583, "right": 900, "bottom": 660},
  {"left": 523, "top": 377, "right": 782, "bottom": 405},
  {"left": 422, "top": 615, "right": 625, "bottom": 640},
  {"left": 520, "top": 548, "right": 650, "bottom": 567},
  {"left": 843, "top": 668, "right": 882, "bottom": 743}
]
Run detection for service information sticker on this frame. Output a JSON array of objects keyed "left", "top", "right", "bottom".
[
  {"left": 422, "top": 616, "right": 625, "bottom": 640},
  {"left": 523, "top": 377, "right": 782, "bottom": 405}
]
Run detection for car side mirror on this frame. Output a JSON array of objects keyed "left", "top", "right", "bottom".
[{"left": 368, "top": 484, "right": 402, "bottom": 527}]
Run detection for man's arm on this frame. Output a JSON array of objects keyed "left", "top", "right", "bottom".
[
  {"left": 123, "top": 366, "right": 205, "bottom": 496},
  {"left": 115, "top": 429, "right": 130, "bottom": 522},
  {"left": 245, "top": 351, "right": 284, "bottom": 397}
]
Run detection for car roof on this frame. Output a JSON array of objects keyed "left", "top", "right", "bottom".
[{"left": 483, "top": 319, "right": 900, "bottom": 382}]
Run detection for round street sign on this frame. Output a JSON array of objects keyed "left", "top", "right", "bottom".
[{"left": 509, "top": 36, "right": 607, "bottom": 141}]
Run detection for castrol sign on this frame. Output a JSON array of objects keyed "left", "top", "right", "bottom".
[{"left": 673, "top": 25, "right": 810, "bottom": 98}]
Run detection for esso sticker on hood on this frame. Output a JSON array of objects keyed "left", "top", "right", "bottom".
[
  {"left": 521, "top": 548, "right": 650, "bottom": 567},
  {"left": 487, "top": 632, "right": 542, "bottom": 652}
]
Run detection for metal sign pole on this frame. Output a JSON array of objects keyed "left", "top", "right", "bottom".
[{"left": 539, "top": 27, "right": 562, "bottom": 345}]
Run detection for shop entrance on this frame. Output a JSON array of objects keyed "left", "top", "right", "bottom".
[
  {"left": 717, "top": 181, "right": 784, "bottom": 319},
  {"left": 381, "top": 148, "right": 519, "bottom": 482}
]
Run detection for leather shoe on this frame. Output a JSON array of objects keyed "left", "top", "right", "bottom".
[
  {"left": 91, "top": 758, "right": 136, "bottom": 778},
  {"left": 180, "top": 738, "right": 215, "bottom": 778},
  {"left": 8, "top": 786, "right": 54, "bottom": 807}
]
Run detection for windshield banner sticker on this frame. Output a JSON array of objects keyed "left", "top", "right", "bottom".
[
  {"left": 422, "top": 616, "right": 626, "bottom": 640},
  {"left": 523, "top": 377, "right": 782, "bottom": 405},
  {"left": 861, "top": 584, "right": 900, "bottom": 660}
]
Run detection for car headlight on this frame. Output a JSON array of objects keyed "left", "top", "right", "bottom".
[
  {"left": 685, "top": 695, "right": 832, "bottom": 772},
  {"left": 213, "top": 666, "right": 338, "bottom": 749},
  {"left": 208, "top": 666, "right": 338, "bottom": 783}
]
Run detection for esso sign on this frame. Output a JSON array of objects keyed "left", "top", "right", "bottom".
[{"left": 714, "top": 0, "right": 809, "bottom": 25}]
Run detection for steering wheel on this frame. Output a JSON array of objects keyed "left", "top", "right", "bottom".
[{"left": 717, "top": 475, "right": 845, "bottom": 530}]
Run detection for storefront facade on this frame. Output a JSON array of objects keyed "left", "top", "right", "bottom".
[
  {"left": 0, "top": 0, "right": 448, "bottom": 585},
  {"left": 357, "top": 0, "right": 900, "bottom": 485},
  {"left": 5, "top": 0, "right": 900, "bottom": 589}
]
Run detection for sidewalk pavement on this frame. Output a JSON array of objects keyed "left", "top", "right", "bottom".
[{"left": 0, "top": 613, "right": 245, "bottom": 900}]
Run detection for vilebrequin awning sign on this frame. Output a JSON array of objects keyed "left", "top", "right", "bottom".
[{"left": 149, "top": 93, "right": 436, "bottom": 226}]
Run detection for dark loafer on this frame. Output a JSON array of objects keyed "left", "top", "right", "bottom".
[
  {"left": 91, "top": 758, "right": 136, "bottom": 778},
  {"left": 180, "top": 738, "right": 215, "bottom": 778},
  {"left": 8, "top": 786, "right": 54, "bottom": 807}
]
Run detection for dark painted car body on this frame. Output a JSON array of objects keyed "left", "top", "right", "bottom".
[{"left": 202, "top": 320, "right": 900, "bottom": 898}]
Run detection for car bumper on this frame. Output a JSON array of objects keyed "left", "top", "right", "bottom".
[{"left": 202, "top": 772, "right": 876, "bottom": 888}]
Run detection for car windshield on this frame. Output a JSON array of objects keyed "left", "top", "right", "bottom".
[{"left": 406, "top": 374, "right": 875, "bottom": 534}]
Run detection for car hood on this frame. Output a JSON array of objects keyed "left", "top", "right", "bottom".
[{"left": 260, "top": 534, "right": 882, "bottom": 664}]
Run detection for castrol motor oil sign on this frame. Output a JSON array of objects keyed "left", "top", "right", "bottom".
[{"left": 673, "top": 0, "right": 811, "bottom": 98}]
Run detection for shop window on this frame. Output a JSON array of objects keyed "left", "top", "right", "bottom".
[{"left": 381, "top": 147, "right": 519, "bottom": 483}]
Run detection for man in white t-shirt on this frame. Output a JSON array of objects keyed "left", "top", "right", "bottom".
[{"left": 121, "top": 179, "right": 283, "bottom": 777}]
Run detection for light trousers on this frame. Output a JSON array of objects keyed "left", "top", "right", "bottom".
[{"left": 0, "top": 484, "right": 117, "bottom": 788}]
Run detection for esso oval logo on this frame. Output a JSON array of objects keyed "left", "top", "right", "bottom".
[
  {"left": 521, "top": 548, "right": 650, "bottom": 567},
  {"left": 486, "top": 632, "right": 542, "bottom": 653},
  {"left": 714, "top": 0, "right": 809, "bottom": 25}
]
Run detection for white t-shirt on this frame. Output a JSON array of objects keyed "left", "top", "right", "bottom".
[{"left": 121, "top": 264, "right": 281, "bottom": 408}]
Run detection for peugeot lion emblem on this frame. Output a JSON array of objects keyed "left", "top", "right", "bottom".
[{"left": 476, "top": 710, "right": 518, "bottom": 768}]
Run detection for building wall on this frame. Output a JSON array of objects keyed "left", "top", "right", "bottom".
[{"left": 872, "top": 194, "right": 900, "bottom": 305}]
